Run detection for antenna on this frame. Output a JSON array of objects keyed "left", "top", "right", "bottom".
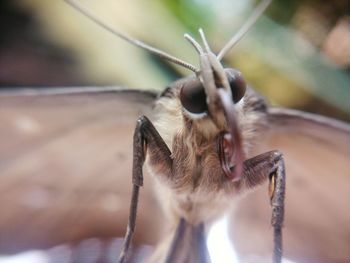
[
  {"left": 217, "top": 0, "right": 272, "bottom": 60},
  {"left": 64, "top": 0, "right": 198, "bottom": 72}
]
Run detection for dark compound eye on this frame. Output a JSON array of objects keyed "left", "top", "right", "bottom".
[
  {"left": 180, "top": 70, "right": 246, "bottom": 115},
  {"left": 225, "top": 69, "right": 246, "bottom": 103},
  {"left": 180, "top": 79, "right": 208, "bottom": 114}
]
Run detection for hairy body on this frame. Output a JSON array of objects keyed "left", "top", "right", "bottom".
[{"left": 146, "top": 82, "right": 272, "bottom": 261}]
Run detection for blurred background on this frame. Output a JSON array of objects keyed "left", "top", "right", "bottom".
[
  {"left": 1, "top": 0, "right": 350, "bottom": 121},
  {"left": 0, "top": 0, "right": 350, "bottom": 262}
]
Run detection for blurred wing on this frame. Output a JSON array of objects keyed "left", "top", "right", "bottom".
[
  {"left": 0, "top": 87, "right": 164, "bottom": 253},
  {"left": 231, "top": 108, "right": 350, "bottom": 263}
]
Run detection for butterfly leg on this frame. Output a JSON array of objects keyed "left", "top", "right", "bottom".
[
  {"left": 241, "top": 150, "right": 286, "bottom": 263},
  {"left": 118, "top": 116, "right": 172, "bottom": 263},
  {"left": 165, "top": 218, "right": 187, "bottom": 263},
  {"left": 165, "top": 219, "right": 210, "bottom": 263}
]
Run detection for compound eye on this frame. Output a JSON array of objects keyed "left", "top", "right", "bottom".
[
  {"left": 225, "top": 69, "right": 246, "bottom": 103},
  {"left": 180, "top": 79, "right": 208, "bottom": 114}
]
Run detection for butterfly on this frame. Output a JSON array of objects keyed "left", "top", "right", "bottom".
[{"left": 0, "top": 0, "right": 349, "bottom": 262}]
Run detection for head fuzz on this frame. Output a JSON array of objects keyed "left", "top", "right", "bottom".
[{"left": 182, "top": 108, "right": 208, "bottom": 120}]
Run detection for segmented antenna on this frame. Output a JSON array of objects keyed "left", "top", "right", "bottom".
[
  {"left": 64, "top": 0, "right": 198, "bottom": 73},
  {"left": 217, "top": 0, "right": 272, "bottom": 60}
]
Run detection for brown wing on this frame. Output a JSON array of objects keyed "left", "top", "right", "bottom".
[
  {"left": 231, "top": 108, "right": 350, "bottom": 263},
  {"left": 0, "top": 87, "right": 164, "bottom": 254}
]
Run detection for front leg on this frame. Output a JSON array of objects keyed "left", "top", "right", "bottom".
[
  {"left": 118, "top": 116, "right": 172, "bottom": 263},
  {"left": 240, "top": 151, "right": 286, "bottom": 263},
  {"left": 165, "top": 219, "right": 210, "bottom": 263}
]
